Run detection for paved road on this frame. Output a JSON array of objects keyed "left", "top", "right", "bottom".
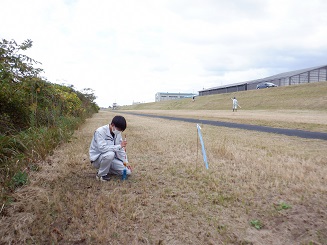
[{"left": 121, "top": 112, "right": 327, "bottom": 141}]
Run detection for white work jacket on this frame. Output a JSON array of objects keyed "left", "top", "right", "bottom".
[{"left": 89, "top": 124, "right": 123, "bottom": 162}]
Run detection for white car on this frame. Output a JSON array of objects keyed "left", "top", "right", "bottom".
[{"left": 256, "top": 82, "right": 278, "bottom": 89}]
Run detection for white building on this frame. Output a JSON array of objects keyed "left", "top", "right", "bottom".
[{"left": 155, "top": 92, "right": 196, "bottom": 102}]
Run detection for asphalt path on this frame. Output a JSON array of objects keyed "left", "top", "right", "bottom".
[{"left": 120, "top": 111, "right": 327, "bottom": 141}]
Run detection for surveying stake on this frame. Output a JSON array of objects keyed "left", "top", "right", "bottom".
[{"left": 196, "top": 124, "right": 209, "bottom": 169}]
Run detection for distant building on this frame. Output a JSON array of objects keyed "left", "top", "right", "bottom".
[
  {"left": 112, "top": 103, "right": 117, "bottom": 110},
  {"left": 155, "top": 92, "right": 196, "bottom": 102},
  {"left": 199, "top": 64, "right": 327, "bottom": 96}
]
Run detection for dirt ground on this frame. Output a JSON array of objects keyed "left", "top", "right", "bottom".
[{"left": 1, "top": 110, "right": 326, "bottom": 244}]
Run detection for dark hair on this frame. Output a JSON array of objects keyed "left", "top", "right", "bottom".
[{"left": 111, "top": 115, "right": 127, "bottom": 131}]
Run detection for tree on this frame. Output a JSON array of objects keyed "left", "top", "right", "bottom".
[
  {"left": 80, "top": 88, "right": 97, "bottom": 103},
  {"left": 0, "top": 39, "right": 42, "bottom": 83},
  {"left": 0, "top": 38, "right": 99, "bottom": 133}
]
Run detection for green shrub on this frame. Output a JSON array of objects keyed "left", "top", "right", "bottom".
[{"left": 0, "top": 38, "right": 99, "bottom": 204}]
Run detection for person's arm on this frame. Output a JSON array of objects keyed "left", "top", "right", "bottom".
[{"left": 95, "top": 131, "right": 121, "bottom": 153}]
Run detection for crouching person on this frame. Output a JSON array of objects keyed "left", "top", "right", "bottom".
[{"left": 89, "top": 115, "right": 132, "bottom": 181}]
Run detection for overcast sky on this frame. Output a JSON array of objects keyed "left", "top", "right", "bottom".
[{"left": 1, "top": 0, "right": 326, "bottom": 107}]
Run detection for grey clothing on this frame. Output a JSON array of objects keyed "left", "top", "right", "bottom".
[
  {"left": 91, "top": 151, "right": 131, "bottom": 176},
  {"left": 89, "top": 124, "right": 121, "bottom": 162},
  {"left": 89, "top": 124, "right": 130, "bottom": 176}
]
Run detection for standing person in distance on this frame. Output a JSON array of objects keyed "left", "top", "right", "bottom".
[
  {"left": 89, "top": 115, "right": 131, "bottom": 181},
  {"left": 232, "top": 97, "right": 238, "bottom": 112}
]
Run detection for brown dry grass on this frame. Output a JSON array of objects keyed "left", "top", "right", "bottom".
[{"left": 1, "top": 110, "right": 327, "bottom": 244}]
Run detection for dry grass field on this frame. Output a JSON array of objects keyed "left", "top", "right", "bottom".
[
  {"left": 122, "top": 109, "right": 327, "bottom": 132},
  {"left": 1, "top": 109, "right": 326, "bottom": 244}
]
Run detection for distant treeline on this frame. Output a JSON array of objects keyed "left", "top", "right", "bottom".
[{"left": 0, "top": 39, "right": 99, "bottom": 204}]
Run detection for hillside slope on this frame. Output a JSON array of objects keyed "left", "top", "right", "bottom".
[{"left": 123, "top": 81, "right": 327, "bottom": 111}]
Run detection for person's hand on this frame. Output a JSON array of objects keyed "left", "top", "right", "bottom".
[{"left": 121, "top": 139, "right": 127, "bottom": 149}]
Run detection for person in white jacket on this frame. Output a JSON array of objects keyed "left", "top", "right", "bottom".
[
  {"left": 89, "top": 115, "right": 131, "bottom": 181},
  {"left": 232, "top": 97, "right": 238, "bottom": 112}
]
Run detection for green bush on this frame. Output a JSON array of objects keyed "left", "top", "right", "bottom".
[{"left": 0, "top": 38, "right": 99, "bottom": 204}]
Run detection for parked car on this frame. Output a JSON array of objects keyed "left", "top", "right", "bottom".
[{"left": 256, "top": 82, "right": 278, "bottom": 89}]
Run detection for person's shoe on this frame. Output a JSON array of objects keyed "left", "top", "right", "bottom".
[{"left": 96, "top": 174, "right": 111, "bottom": 181}]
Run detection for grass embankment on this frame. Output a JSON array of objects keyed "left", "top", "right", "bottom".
[
  {"left": 1, "top": 111, "right": 326, "bottom": 244},
  {"left": 121, "top": 82, "right": 327, "bottom": 132},
  {"left": 123, "top": 81, "right": 327, "bottom": 111}
]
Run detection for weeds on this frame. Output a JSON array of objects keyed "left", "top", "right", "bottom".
[
  {"left": 0, "top": 117, "right": 86, "bottom": 204},
  {"left": 275, "top": 202, "right": 292, "bottom": 211},
  {"left": 250, "top": 220, "right": 263, "bottom": 230},
  {"left": 12, "top": 171, "right": 28, "bottom": 187}
]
